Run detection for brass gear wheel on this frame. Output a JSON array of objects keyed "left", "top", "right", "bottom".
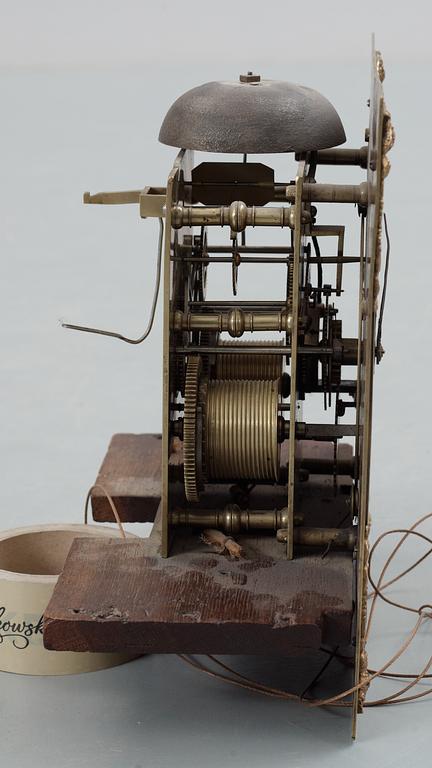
[{"left": 183, "top": 355, "right": 202, "bottom": 502}]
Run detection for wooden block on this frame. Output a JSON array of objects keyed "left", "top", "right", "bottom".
[
  {"left": 91, "top": 433, "right": 162, "bottom": 523},
  {"left": 43, "top": 533, "right": 353, "bottom": 656}
]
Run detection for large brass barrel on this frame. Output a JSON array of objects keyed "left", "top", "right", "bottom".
[{"left": 205, "top": 379, "right": 280, "bottom": 481}]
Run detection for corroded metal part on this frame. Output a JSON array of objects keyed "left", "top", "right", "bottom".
[
  {"left": 277, "top": 526, "right": 356, "bottom": 550},
  {"left": 159, "top": 78, "right": 346, "bottom": 154},
  {"left": 170, "top": 505, "right": 292, "bottom": 533}
]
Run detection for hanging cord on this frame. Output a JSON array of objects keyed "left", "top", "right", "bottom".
[
  {"left": 84, "top": 483, "right": 126, "bottom": 539},
  {"left": 178, "top": 513, "right": 432, "bottom": 709},
  {"left": 62, "top": 217, "right": 164, "bottom": 344}
]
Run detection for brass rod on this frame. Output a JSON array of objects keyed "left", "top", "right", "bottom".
[
  {"left": 204, "top": 245, "right": 293, "bottom": 254},
  {"left": 171, "top": 202, "right": 297, "bottom": 230},
  {"left": 312, "top": 146, "right": 368, "bottom": 168},
  {"left": 300, "top": 457, "right": 355, "bottom": 476},
  {"left": 177, "top": 245, "right": 293, "bottom": 255},
  {"left": 191, "top": 301, "right": 286, "bottom": 308},
  {"left": 169, "top": 507, "right": 356, "bottom": 550},
  {"left": 186, "top": 181, "right": 290, "bottom": 189},
  {"left": 311, "top": 379, "right": 357, "bottom": 393},
  {"left": 285, "top": 182, "right": 369, "bottom": 206},
  {"left": 307, "top": 256, "right": 360, "bottom": 264},
  {"left": 171, "top": 256, "right": 292, "bottom": 264},
  {"left": 174, "top": 345, "right": 332, "bottom": 355},
  {"left": 169, "top": 456, "right": 355, "bottom": 480},
  {"left": 171, "top": 255, "right": 360, "bottom": 264},
  {"left": 178, "top": 244, "right": 358, "bottom": 261},
  {"left": 280, "top": 526, "right": 356, "bottom": 550},
  {"left": 296, "top": 423, "right": 357, "bottom": 439},
  {"left": 172, "top": 309, "right": 292, "bottom": 335},
  {"left": 170, "top": 506, "right": 291, "bottom": 532}
]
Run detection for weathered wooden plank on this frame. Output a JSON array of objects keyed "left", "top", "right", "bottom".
[
  {"left": 43, "top": 532, "right": 353, "bottom": 655},
  {"left": 58, "top": 433, "right": 357, "bottom": 656},
  {"left": 91, "top": 433, "right": 162, "bottom": 523}
]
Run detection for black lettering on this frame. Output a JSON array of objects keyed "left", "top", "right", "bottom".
[
  {"left": 34, "top": 617, "right": 44, "bottom": 635},
  {"left": 0, "top": 607, "right": 44, "bottom": 648},
  {"left": 10, "top": 621, "right": 25, "bottom": 634}
]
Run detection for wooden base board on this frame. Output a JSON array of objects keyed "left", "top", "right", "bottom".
[
  {"left": 44, "top": 532, "right": 353, "bottom": 655},
  {"left": 44, "top": 433, "right": 355, "bottom": 656}
]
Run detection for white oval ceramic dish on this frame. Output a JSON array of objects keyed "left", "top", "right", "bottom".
[{"left": 0, "top": 524, "right": 134, "bottom": 675}]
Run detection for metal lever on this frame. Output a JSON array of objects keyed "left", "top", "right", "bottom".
[{"left": 83, "top": 187, "right": 166, "bottom": 218}]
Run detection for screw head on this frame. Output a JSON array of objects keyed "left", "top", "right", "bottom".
[{"left": 239, "top": 72, "right": 261, "bottom": 83}]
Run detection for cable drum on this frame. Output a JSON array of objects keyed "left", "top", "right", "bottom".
[
  {"left": 215, "top": 340, "right": 283, "bottom": 381},
  {"left": 205, "top": 379, "right": 280, "bottom": 481}
]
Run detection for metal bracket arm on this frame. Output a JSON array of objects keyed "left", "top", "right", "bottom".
[{"left": 83, "top": 186, "right": 167, "bottom": 218}]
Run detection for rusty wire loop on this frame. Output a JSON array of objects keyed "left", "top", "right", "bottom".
[
  {"left": 179, "top": 513, "right": 432, "bottom": 709},
  {"left": 62, "top": 217, "right": 164, "bottom": 344}
]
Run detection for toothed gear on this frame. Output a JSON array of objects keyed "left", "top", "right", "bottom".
[{"left": 183, "top": 355, "right": 202, "bottom": 502}]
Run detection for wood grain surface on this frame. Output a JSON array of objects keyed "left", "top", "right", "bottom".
[
  {"left": 45, "top": 434, "right": 354, "bottom": 656},
  {"left": 91, "top": 434, "right": 162, "bottom": 523},
  {"left": 44, "top": 530, "right": 353, "bottom": 655}
]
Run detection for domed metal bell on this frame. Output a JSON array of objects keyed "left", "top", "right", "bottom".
[{"left": 158, "top": 74, "right": 346, "bottom": 154}]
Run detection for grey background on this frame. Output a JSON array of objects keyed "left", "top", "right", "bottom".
[{"left": 1, "top": 1, "right": 432, "bottom": 765}]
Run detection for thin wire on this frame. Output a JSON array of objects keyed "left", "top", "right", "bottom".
[
  {"left": 365, "top": 653, "right": 432, "bottom": 707},
  {"left": 368, "top": 528, "right": 432, "bottom": 616},
  {"left": 376, "top": 213, "right": 390, "bottom": 362},
  {"left": 84, "top": 483, "right": 126, "bottom": 539},
  {"left": 180, "top": 614, "right": 427, "bottom": 710},
  {"left": 366, "top": 512, "right": 432, "bottom": 642},
  {"left": 62, "top": 217, "right": 164, "bottom": 344},
  {"left": 79, "top": 434, "right": 432, "bottom": 710},
  {"left": 300, "top": 646, "right": 339, "bottom": 701},
  {"left": 296, "top": 613, "right": 424, "bottom": 708},
  {"left": 178, "top": 513, "right": 432, "bottom": 710}
]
